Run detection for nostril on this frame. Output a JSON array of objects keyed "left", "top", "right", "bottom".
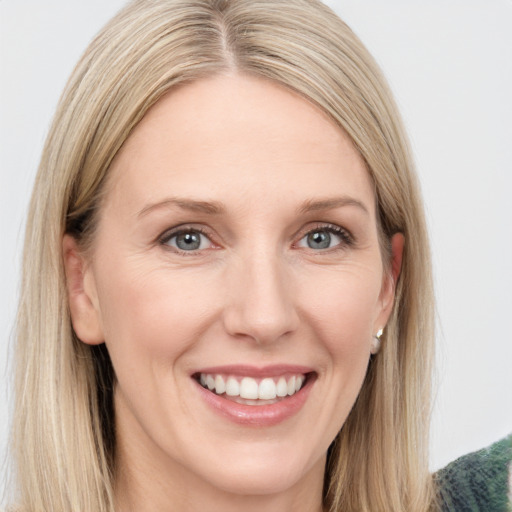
[{"left": 222, "top": 305, "right": 299, "bottom": 345}]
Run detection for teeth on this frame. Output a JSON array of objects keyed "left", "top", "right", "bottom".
[
  {"left": 259, "top": 378, "right": 277, "bottom": 400},
  {"left": 225, "top": 376, "right": 240, "bottom": 396},
  {"left": 240, "top": 377, "right": 259, "bottom": 399},
  {"left": 215, "top": 374, "right": 226, "bottom": 395},
  {"left": 206, "top": 374, "right": 215, "bottom": 391},
  {"left": 198, "top": 373, "right": 307, "bottom": 399},
  {"left": 276, "top": 377, "right": 288, "bottom": 397},
  {"left": 287, "top": 376, "right": 296, "bottom": 396}
]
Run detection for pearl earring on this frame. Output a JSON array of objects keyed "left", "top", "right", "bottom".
[{"left": 371, "top": 328, "right": 384, "bottom": 355}]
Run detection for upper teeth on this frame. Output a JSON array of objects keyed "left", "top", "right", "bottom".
[{"left": 199, "top": 373, "right": 305, "bottom": 399}]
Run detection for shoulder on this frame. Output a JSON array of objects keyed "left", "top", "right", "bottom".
[{"left": 435, "top": 434, "right": 512, "bottom": 512}]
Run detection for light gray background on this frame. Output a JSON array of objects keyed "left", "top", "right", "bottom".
[{"left": 1, "top": 0, "right": 511, "bottom": 492}]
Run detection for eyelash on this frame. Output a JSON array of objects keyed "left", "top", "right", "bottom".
[
  {"left": 298, "top": 223, "right": 354, "bottom": 251},
  {"left": 159, "top": 226, "right": 214, "bottom": 255},
  {"left": 158, "top": 223, "right": 354, "bottom": 254}
]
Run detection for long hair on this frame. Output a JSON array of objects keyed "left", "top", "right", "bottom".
[{"left": 11, "top": 1, "right": 436, "bottom": 510}]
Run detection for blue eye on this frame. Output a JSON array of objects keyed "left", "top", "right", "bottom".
[
  {"left": 298, "top": 227, "right": 350, "bottom": 250},
  {"left": 306, "top": 230, "right": 333, "bottom": 249},
  {"left": 164, "top": 230, "right": 211, "bottom": 251}
]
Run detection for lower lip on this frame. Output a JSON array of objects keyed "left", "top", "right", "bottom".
[{"left": 195, "top": 375, "right": 315, "bottom": 427}]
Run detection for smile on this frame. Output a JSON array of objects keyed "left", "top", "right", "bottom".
[
  {"left": 192, "top": 366, "right": 315, "bottom": 426},
  {"left": 198, "top": 373, "right": 306, "bottom": 403}
]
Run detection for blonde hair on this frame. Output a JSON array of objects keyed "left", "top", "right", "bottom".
[{"left": 11, "top": 0, "right": 436, "bottom": 510}]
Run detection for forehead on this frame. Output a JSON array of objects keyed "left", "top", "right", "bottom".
[{"left": 106, "top": 73, "right": 374, "bottom": 217}]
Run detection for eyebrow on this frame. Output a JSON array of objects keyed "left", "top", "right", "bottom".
[
  {"left": 297, "top": 196, "right": 369, "bottom": 215},
  {"left": 137, "top": 195, "right": 369, "bottom": 218},
  {"left": 137, "top": 197, "right": 225, "bottom": 217}
]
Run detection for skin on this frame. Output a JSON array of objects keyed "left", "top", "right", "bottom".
[{"left": 63, "top": 73, "right": 403, "bottom": 512}]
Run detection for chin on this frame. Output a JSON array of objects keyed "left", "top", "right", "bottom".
[
  {"left": 183, "top": 437, "right": 324, "bottom": 497},
  {"left": 202, "top": 458, "right": 312, "bottom": 496}
]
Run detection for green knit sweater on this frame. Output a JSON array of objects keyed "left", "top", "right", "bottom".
[{"left": 436, "top": 434, "right": 512, "bottom": 511}]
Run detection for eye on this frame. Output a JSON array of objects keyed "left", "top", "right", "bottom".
[
  {"left": 297, "top": 226, "right": 352, "bottom": 251},
  {"left": 162, "top": 228, "right": 213, "bottom": 252}
]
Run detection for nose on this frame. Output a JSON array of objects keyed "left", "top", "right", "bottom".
[{"left": 222, "top": 250, "right": 299, "bottom": 346}]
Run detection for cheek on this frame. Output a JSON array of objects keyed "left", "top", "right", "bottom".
[
  {"left": 289, "top": 266, "right": 382, "bottom": 444},
  {"left": 299, "top": 264, "right": 382, "bottom": 353},
  {"left": 93, "top": 257, "right": 221, "bottom": 370}
]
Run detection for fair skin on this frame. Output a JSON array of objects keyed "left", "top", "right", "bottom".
[{"left": 63, "top": 74, "right": 403, "bottom": 512}]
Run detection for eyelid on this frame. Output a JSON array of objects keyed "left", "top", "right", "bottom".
[
  {"left": 156, "top": 222, "right": 354, "bottom": 254},
  {"left": 294, "top": 222, "right": 354, "bottom": 249},
  {"left": 158, "top": 224, "right": 218, "bottom": 253}
]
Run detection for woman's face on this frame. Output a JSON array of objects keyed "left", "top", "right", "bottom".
[{"left": 66, "top": 74, "right": 399, "bottom": 502}]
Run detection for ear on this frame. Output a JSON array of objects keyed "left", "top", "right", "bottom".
[
  {"left": 374, "top": 233, "right": 404, "bottom": 332},
  {"left": 62, "top": 234, "right": 104, "bottom": 345}
]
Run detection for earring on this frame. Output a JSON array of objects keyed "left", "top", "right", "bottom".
[{"left": 370, "top": 328, "right": 383, "bottom": 355}]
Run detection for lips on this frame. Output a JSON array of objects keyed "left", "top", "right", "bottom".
[{"left": 192, "top": 365, "right": 315, "bottom": 426}]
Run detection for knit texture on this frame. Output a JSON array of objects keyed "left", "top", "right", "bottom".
[{"left": 436, "top": 434, "right": 512, "bottom": 512}]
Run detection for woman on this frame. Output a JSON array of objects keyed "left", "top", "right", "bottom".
[{"left": 8, "top": 1, "right": 510, "bottom": 511}]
